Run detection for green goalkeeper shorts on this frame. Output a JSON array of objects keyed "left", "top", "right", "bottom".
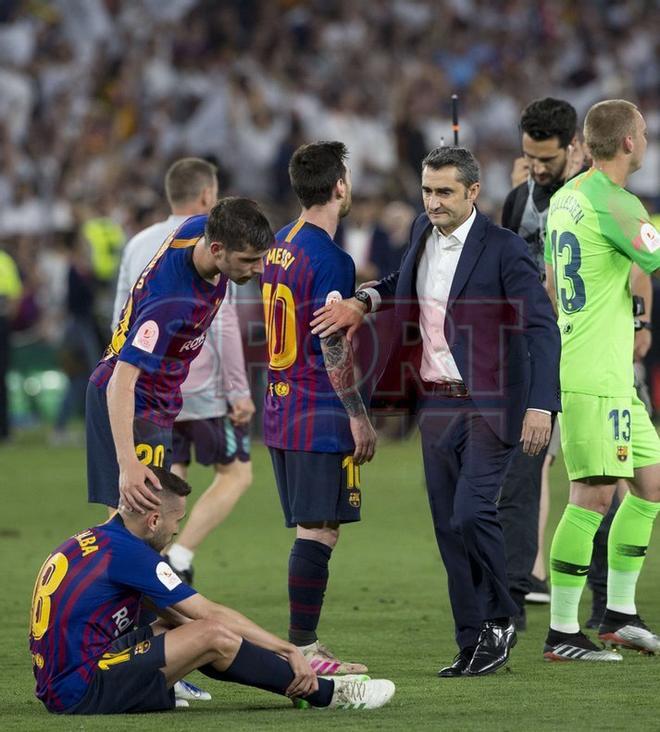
[{"left": 559, "top": 391, "right": 660, "bottom": 481}]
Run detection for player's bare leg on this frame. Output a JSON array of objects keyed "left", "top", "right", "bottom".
[
  {"left": 174, "top": 461, "right": 252, "bottom": 549},
  {"left": 167, "top": 461, "right": 252, "bottom": 581},
  {"left": 156, "top": 620, "right": 242, "bottom": 683},
  {"left": 598, "top": 463, "right": 660, "bottom": 653}
]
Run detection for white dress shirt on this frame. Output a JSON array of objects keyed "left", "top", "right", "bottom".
[
  {"left": 417, "top": 207, "right": 477, "bottom": 383},
  {"left": 361, "top": 208, "right": 549, "bottom": 415}
]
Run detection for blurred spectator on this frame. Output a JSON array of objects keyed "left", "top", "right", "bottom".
[
  {"left": 0, "top": 0, "right": 657, "bottom": 428},
  {"left": 379, "top": 200, "right": 418, "bottom": 271},
  {"left": 51, "top": 231, "right": 101, "bottom": 444},
  {"left": 0, "top": 0, "right": 655, "bottom": 236},
  {"left": 0, "top": 245, "right": 22, "bottom": 441},
  {"left": 336, "top": 196, "right": 396, "bottom": 283}
]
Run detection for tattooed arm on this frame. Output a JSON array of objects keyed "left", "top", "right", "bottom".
[{"left": 321, "top": 332, "right": 377, "bottom": 464}]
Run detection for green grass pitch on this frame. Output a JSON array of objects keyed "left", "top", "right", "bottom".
[{"left": 3, "top": 429, "right": 659, "bottom": 731}]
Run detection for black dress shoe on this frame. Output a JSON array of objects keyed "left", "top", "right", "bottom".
[
  {"left": 437, "top": 647, "right": 475, "bottom": 678},
  {"left": 466, "top": 621, "right": 517, "bottom": 676}
]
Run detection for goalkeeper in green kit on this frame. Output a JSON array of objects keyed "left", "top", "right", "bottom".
[{"left": 543, "top": 99, "right": 660, "bottom": 661}]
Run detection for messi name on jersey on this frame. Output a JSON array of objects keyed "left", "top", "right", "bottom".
[{"left": 261, "top": 219, "right": 356, "bottom": 453}]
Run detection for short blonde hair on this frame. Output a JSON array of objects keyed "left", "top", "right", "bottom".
[
  {"left": 165, "top": 158, "right": 218, "bottom": 207},
  {"left": 584, "top": 100, "right": 639, "bottom": 161}
]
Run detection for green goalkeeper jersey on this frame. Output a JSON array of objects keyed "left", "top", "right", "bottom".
[{"left": 544, "top": 168, "right": 660, "bottom": 397}]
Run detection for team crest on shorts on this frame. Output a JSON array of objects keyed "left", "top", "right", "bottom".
[
  {"left": 348, "top": 489, "right": 361, "bottom": 508},
  {"left": 617, "top": 445, "right": 629, "bottom": 462},
  {"left": 134, "top": 640, "right": 151, "bottom": 655}
]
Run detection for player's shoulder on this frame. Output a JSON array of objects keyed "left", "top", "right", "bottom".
[
  {"left": 101, "top": 517, "right": 157, "bottom": 562},
  {"left": 277, "top": 219, "right": 350, "bottom": 264},
  {"left": 122, "top": 219, "right": 173, "bottom": 264},
  {"left": 275, "top": 219, "right": 301, "bottom": 244},
  {"left": 172, "top": 214, "right": 208, "bottom": 243}
]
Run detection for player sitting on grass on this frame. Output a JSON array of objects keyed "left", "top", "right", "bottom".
[{"left": 28, "top": 467, "right": 395, "bottom": 715}]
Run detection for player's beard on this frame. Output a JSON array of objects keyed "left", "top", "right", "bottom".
[
  {"left": 148, "top": 529, "right": 170, "bottom": 553},
  {"left": 339, "top": 193, "right": 352, "bottom": 218}
]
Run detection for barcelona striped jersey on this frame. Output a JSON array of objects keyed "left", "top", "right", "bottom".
[
  {"left": 90, "top": 215, "right": 228, "bottom": 426},
  {"left": 29, "top": 515, "right": 195, "bottom": 712},
  {"left": 262, "top": 219, "right": 356, "bottom": 452}
]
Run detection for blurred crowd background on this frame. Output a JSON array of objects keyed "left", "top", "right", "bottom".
[{"left": 0, "top": 0, "right": 658, "bottom": 441}]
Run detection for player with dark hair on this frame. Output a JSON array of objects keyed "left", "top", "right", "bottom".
[
  {"left": 112, "top": 158, "right": 255, "bottom": 587},
  {"left": 262, "top": 141, "right": 377, "bottom": 675},
  {"left": 498, "top": 98, "right": 584, "bottom": 628},
  {"left": 29, "top": 468, "right": 395, "bottom": 714},
  {"left": 502, "top": 97, "right": 582, "bottom": 275},
  {"left": 543, "top": 99, "right": 660, "bottom": 661},
  {"left": 87, "top": 197, "right": 271, "bottom": 516}
]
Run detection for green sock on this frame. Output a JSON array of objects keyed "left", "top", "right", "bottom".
[
  {"left": 607, "top": 493, "right": 660, "bottom": 614},
  {"left": 550, "top": 504, "right": 603, "bottom": 633}
]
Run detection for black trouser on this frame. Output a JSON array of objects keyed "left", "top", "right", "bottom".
[
  {"left": 587, "top": 493, "right": 619, "bottom": 600},
  {"left": 419, "top": 398, "right": 519, "bottom": 651},
  {"left": 498, "top": 442, "right": 546, "bottom": 608}
]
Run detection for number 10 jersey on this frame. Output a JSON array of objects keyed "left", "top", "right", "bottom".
[
  {"left": 261, "top": 218, "right": 356, "bottom": 452},
  {"left": 544, "top": 168, "right": 660, "bottom": 397}
]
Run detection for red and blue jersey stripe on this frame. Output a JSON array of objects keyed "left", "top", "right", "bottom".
[
  {"left": 29, "top": 516, "right": 195, "bottom": 712},
  {"left": 261, "top": 219, "right": 355, "bottom": 453},
  {"left": 90, "top": 215, "right": 228, "bottom": 427}
]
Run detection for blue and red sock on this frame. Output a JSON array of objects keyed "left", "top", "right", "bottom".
[
  {"left": 288, "top": 539, "right": 332, "bottom": 646},
  {"left": 201, "top": 639, "right": 334, "bottom": 706}
]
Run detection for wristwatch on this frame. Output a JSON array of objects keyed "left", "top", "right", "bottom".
[
  {"left": 634, "top": 319, "right": 652, "bottom": 332},
  {"left": 354, "top": 289, "right": 372, "bottom": 312}
]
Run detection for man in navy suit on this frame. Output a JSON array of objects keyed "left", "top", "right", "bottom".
[{"left": 311, "top": 147, "right": 561, "bottom": 676}]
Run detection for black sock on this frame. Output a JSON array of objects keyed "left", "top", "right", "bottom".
[
  {"left": 288, "top": 539, "right": 332, "bottom": 645},
  {"left": 200, "top": 639, "right": 334, "bottom": 706}
]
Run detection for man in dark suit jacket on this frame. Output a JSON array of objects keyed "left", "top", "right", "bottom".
[{"left": 311, "top": 147, "right": 561, "bottom": 676}]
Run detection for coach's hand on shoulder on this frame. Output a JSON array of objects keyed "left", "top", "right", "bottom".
[
  {"left": 310, "top": 297, "right": 367, "bottom": 342},
  {"left": 350, "top": 414, "right": 377, "bottom": 465},
  {"left": 284, "top": 645, "right": 318, "bottom": 698},
  {"left": 118, "top": 459, "right": 162, "bottom": 514},
  {"left": 520, "top": 410, "right": 551, "bottom": 456}
]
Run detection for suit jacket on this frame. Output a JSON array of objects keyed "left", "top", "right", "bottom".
[{"left": 371, "top": 209, "right": 561, "bottom": 445}]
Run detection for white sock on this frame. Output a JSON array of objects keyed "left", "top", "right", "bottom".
[
  {"left": 607, "top": 569, "right": 638, "bottom": 615},
  {"left": 550, "top": 585, "right": 583, "bottom": 634},
  {"left": 168, "top": 543, "right": 194, "bottom": 571}
]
